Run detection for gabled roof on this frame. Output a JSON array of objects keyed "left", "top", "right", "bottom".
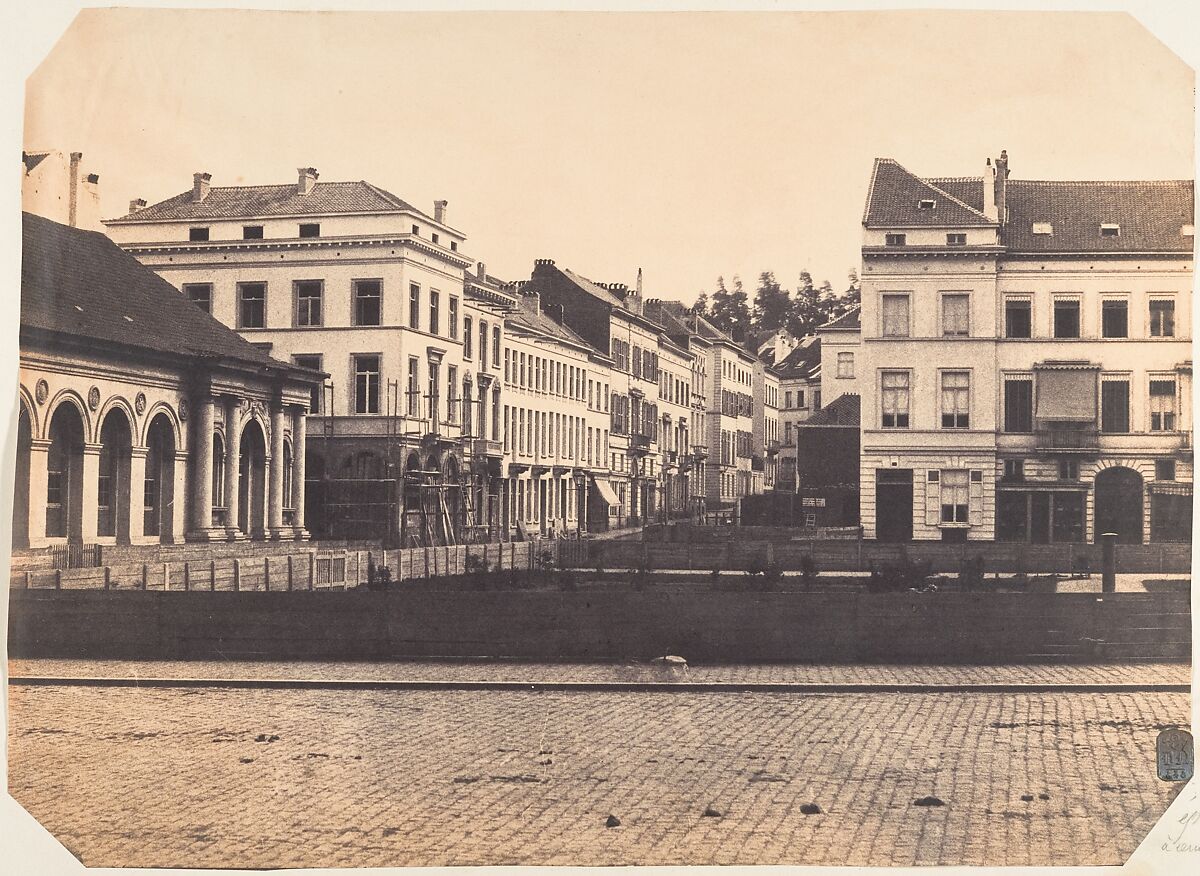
[
  {"left": 799, "top": 393, "right": 860, "bottom": 426},
  {"left": 1003, "top": 179, "right": 1193, "bottom": 253},
  {"left": 775, "top": 335, "right": 821, "bottom": 379},
  {"left": 507, "top": 293, "right": 594, "bottom": 351},
  {"left": 21, "top": 212, "right": 309, "bottom": 375},
  {"left": 22, "top": 150, "right": 53, "bottom": 174},
  {"left": 818, "top": 306, "right": 861, "bottom": 331},
  {"left": 557, "top": 265, "right": 627, "bottom": 307},
  {"left": 863, "top": 158, "right": 994, "bottom": 228},
  {"left": 107, "top": 180, "right": 436, "bottom": 225}
]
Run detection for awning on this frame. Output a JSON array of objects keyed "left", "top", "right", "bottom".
[
  {"left": 1035, "top": 365, "right": 1098, "bottom": 421},
  {"left": 590, "top": 476, "right": 621, "bottom": 508}
]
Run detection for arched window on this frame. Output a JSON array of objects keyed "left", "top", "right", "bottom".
[
  {"left": 212, "top": 433, "right": 225, "bottom": 508},
  {"left": 283, "top": 441, "right": 293, "bottom": 509}
]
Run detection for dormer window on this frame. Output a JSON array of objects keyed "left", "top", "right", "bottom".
[
  {"left": 946, "top": 233, "right": 966, "bottom": 246},
  {"left": 885, "top": 233, "right": 907, "bottom": 246},
  {"left": 1100, "top": 223, "right": 1120, "bottom": 237},
  {"left": 1032, "top": 222, "right": 1053, "bottom": 235},
  {"left": 1183, "top": 225, "right": 1195, "bottom": 237},
  {"left": 917, "top": 199, "right": 936, "bottom": 210}
]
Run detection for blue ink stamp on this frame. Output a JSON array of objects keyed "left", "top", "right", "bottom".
[{"left": 1157, "top": 728, "right": 1194, "bottom": 782}]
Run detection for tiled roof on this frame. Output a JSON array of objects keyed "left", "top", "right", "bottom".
[
  {"left": 818, "top": 306, "right": 861, "bottom": 331},
  {"left": 800, "top": 393, "right": 860, "bottom": 426},
  {"left": 557, "top": 265, "right": 627, "bottom": 307},
  {"left": 507, "top": 294, "right": 594, "bottom": 349},
  {"left": 108, "top": 180, "right": 430, "bottom": 223},
  {"left": 776, "top": 335, "right": 821, "bottom": 379},
  {"left": 1003, "top": 179, "right": 1193, "bottom": 253},
  {"left": 863, "top": 159, "right": 994, "bottom": 228},
  {"left": 21, "top": 212, "right": 305, "bottom": 373},
  {"left": 22, "top": 150, "right": 53, "bottom": 174}
]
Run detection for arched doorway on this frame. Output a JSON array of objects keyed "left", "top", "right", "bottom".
[
  {"left": 444, "top": 455, "right": 462, "bottom": 543},
  {"left": 98, "top": 408, "right": 133, "bottom": 542},
  {"left": 144, "top": 413, "right": 177, "bottom": 543},
  {"left": 1094, "top": 466, "right": 1144, "bottom": 544},
  {"left": 403, "top": 452, "right": 423, "bottom": 545},
  {"left": 12, "top": 404, "right": 32, "bottom": 548},
  {"left": 238, "top": 419, "right": 267, "bottom": 538},
  {"left": 46, "top": 402, "right": 86, "bottom": 541}
]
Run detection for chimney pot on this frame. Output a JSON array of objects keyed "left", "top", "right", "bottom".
[
  {"left": 192, "top": 172, "right": 212, "bottom": 203},
  {"left": 296, "top": 167, "right": 318, "bottom": 195},
  {"left": 477, "top": 261, "right": 486, "bottom": 280},
  {"left": 129, "top": 198, "right": 147, "bottom": 214},
  {"left": 434, "top": 199, "right": 448, "bottom": 224}
]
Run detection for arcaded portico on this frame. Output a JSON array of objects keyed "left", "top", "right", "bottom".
[{"left": 15, "top": 212, "right": 322, "bottom": 549}]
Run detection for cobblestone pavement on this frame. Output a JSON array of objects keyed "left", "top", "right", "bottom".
[
  {"left": 8, "top": 657, "right": 1192, "bottom": 685},
  {"left": 6, "top": 682, "right": 1189, "bottom": 868}
]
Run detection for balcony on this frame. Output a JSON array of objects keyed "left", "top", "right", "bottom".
[
  {"left": 692, "top": 444, "right": 709, "bottom": 460},
  {"left": 665, "top": 449, "right": 679, "bottom": 465},
  {"left": 1035, "top": 427, "right": 1100, "bottom": 453},
  {"left": 766, "top": 439, "right": 782, "bottom": 456},
  {"left": 1179, "top": 430, "right": 1193, "bottom": 458},
  {"left": 472, "top": 438, "right": 503, "bottom": 459},
  {"left": 630, "top": 433, "right": 652, "bottom": 454}
]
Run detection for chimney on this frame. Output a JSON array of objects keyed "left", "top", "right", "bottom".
[
  {"left": 192, "top": 171, "right": 212, "bottom": 203},
  {"left": 128, "top": 198, "right": 146, "bottom": 215},
  {"left": 983, "top": 158, "right": 998, "bottom": 222},
  {"left": 296, "top": 167, "right": 318, "bottom": 195},
  {"left": 434, "top": 199, "right": 448, "bottom": 224},
  {"left": 636, "top": 267, "right": 643, "bottom": 297},
  {"left": 68, "top": 152, "right": 82, "bottom": 227},
  {"left": 994, "top": 149, "right": 1009, "bottom": 226},
  {"left": 477, "top": 261, "right": 487, "bottom": 280}
]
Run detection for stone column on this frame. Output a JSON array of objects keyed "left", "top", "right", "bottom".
[
  {"left": 224, "top": 397, "right": 243, "bottom": 539},
  {"left": 81, "top": 443, "right": 103, "bottom": 543},
  {"left": 26, "top": 439, "right": 51, "bottom": 548},
  {"left": 291, "top": 406, "right": 308, "bottom": 538},
  {"left": 268, "top": 401, "right": 286, "bottom": 538},
  {"left": 127, "top": 447, "right": 147, "bottom": 544},
  {"left": 189, "top": 395, "right": 216, "bottom": 539}
]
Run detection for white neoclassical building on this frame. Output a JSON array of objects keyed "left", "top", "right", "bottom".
[{"left": 15, "top": 212, "right": 322, "bottom": 550}]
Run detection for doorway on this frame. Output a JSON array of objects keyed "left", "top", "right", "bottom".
[
  {"left": 1094, "top": 466, "right": 1144, "bottom": 544},
  {"left": 875, "top": 468, "right": 913, "bottom": 542}
]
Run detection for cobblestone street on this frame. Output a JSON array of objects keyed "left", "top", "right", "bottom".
[{"left": 6, "top": 665, "right": 1190, "bottom": 869}]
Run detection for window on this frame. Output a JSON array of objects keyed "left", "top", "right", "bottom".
[
  {"left": 1059, "top": 460, "right": 1078, "bottom": 480},
  {"left": 428, "top": 362, "right": 440, "bottom": 424},
  {"left": 1100, "top": 379, "right": 1130, "bottom": 433},
  {"left": 837, "top": 352, "right": 854, "bottom": 378},
  {"left": 408, "top": 283, "right": 421, "bottom": 330},
  {"left": 1150, "top": 299, "right": 1175, "bottom": 337},
  {"left": 1099, "top": 223, "right": 1120, "bottom": 238},
  {"left": 1032, "top": 222, "right": 1053, "bottom": 236},
  {"left": 432, "top": 232, "right": 439, "bottom": 245},
  {"left": 940, "top": 470, "right": 969, "bottom": 523},
  {"left": 1003, "top": 379, "right": 1033, "bottom": 433},
  {"left": 784, "top": 391, "right": 792, "bottom": 408},
  {"left": 212, "top": 435, "right": 225, "bottom": 506},
  {"left": 463, "top": 316, "right": 473, "bottom": 358},
  {"left": 1156, "top": 459, "right": 1177, "bottom": 481},
  {"left": 353, "top": 280, "right": 381, "bottom": 326},
  {"left": 412, "top": 225, "right": 420, "bottom": 235},
  {"left": 946, "top": 233, "right": 966, "bottom": 246},
  {"left": 299, "top": 223, "right": 320, "bottom": 238},
  {"left": 942, "top": 294, "right": 970, "bottom": 337},
  {"left": 189, "top": 227, "right": 209, "bottom": 242},
  {"left": 918, "top": 199, "right": 936, "bottom": 210},
  {"left": 448, "top": 296, "right": 459, "bottom": 339},
  {"left": 451, "top": 241, "right": 457, "bottom": 251},
  {"left": 492, "top": 326, "right": 501, "bottom": 367},
  {"left": 1053, "top": 298, "right": 1080, "bottom": 338},
  {"left": 881, "top": 294, "right": 910, "bottom": 337},
  {"left": 1005, "top": 298, "right": 1031, "bottom": 338},
  {"left": 354, "top": 355, "right": 380, "bottom": 414},
  {"left": 184, "top": 283, "right": 212, "bottom": 314},
  {"left": 243, "top": 225, "right": 263, "bottom": 240},
  {"left": 293, "top": 355, "right": 323, "bottom": 412},
  {"left": 447, "top": 366, "right": 458, "bottom": 423},
  {"left": 940, "top": 371, "right": 970, "bottom": 428},
  {"left": 1003, "top": 459, "right": 1025, "bottom": 482},
  {"left": 881, "top": 371, "right": 910, "bottom": 428},
  {"left": 429, "top": 289, "right": 440, "bottom": 335},
  {"left": 885, "top": 233, "right": 907, "bottom": 246},
  {"left": 1149, "top": 379, "right": 1177, "bottom": 431},
  {"left": 1101, "top": 299, "right": 1128, "bottom": 338},
  {"left": 237, "top": 282, "right": 266, "bottom": 328},
  {"left": 406, "top": 356, "right": 419, "bottom": 416},
  {"left": 479, "top": 321, "right": 489, "bottom": 369},
  {"left": 295, "top": 280, "right": 323, "bottom": 327}
]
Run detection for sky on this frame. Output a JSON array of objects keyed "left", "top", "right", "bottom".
[{"left": 21, "top": 7, "right": 1197, "bottom": 307}]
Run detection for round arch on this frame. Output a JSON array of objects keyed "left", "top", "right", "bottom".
[
  {"left": 17, "top": 384, "right": 38, "bottom": 440},
  {"left": 139, "top": 401, "right": 183, "bottom": 451},
  {"left": 144, "top": 412, "right": 178, "bottom": 543},
  {"left": 1094, "top": 465, "right": 1144, "bottom": 545},
  {"left": 96, "top": 395, "right": 138, "bottom": 443},
  {"left": 238, "top": 418, "right": 268, "bottom": 538},
  {"left": 97, "top": 406, "right": 135, "bottom": 542},
  {"left": 45, "top": 389, "right": 92, "bottom": 445},
  {"left": 46, "top": 400, "right": 87, "bottom": 541}
]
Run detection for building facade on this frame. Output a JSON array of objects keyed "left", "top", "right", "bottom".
[
  {"left": 859, "top": 152, "right": 1193, "bottom": 543},
  {"left": 17, "top": 213, "right": 320, "bottom": 550}
]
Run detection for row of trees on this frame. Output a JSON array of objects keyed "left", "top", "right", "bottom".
[{"left": 692, "top": 270, "right": 861, "bottom": 343}]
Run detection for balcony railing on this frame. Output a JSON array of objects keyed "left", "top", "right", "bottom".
[
  {"left": 1035, "top": 427, "right": 1100, "bottom": 452},
  {"left": 1179, "top": 430, "right": 1193, "bottom": 455},
  {"left": 766, "top": 439, "right": 782, "bottom": 456},
  {"left": 472, "top": 438, "right": 503, "bottom": 458},
  {"left": 692, "top": 444, "right": 709, "bottom": 460},
  {"left": 630, "top": 433, "right": 652, "bottom": 453}
]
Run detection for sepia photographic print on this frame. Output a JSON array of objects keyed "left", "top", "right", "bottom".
[{"left": 3, "top": 3, "right": 1198, "bottom": 873}]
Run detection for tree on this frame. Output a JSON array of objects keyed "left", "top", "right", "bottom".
[
  {"left": 752, "top": 271, "right": 791, "bottom": 336},
  {"left": 786, "top": 268, "right": 823, "bottom": 337},
  {"left": 709, "top": 275, "right": 750, "bottom": 340},
  {"left": 691, "top": 291, "right": 710, "bottom": 317}
]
